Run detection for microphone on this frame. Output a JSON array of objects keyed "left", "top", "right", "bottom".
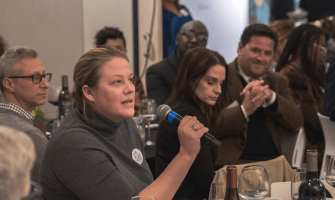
[{"left": 156, "top": 104, "right": 221, "bottom": 149}]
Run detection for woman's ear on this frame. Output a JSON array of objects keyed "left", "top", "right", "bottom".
[{"left": 82, "top": 85, "right": 95, "bottom": 102}]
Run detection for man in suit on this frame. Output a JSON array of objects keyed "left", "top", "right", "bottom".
[
  {"left": 0, "top": 46, "right": 50, "bottom": 183},
  {"left": 146, "top": 20, "right": 208, "bottom": 107},
  {"left": 212, "top": 23, "right": 304, "bottom": 166}
]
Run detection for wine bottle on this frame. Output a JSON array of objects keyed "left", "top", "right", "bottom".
[
  {"left": 224, "top": 165, "right": 239, "bottom": 200},
  {"left": 58, "top": 75, "right": 72, "bottom": 119},
  {"left": 298, "top": 150, "right": 326, "bottom": 200}
]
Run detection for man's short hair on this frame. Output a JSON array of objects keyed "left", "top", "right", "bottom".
[
  {"left": 0, "top": 46, "right": 38, "bottom": 92},
  {"left": 94, "top": 26, "right": 126, "bottom": 48},
  {"left": 240, "top": 23, "right": 278, "bottom": 51},
  {"left": 0, "top": 125, "right": 35, "bottom": 200}
]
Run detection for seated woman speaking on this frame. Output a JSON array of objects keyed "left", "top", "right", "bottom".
[
  {"left": 39, "top": 46, "right": 208, "bottom": 200},
  {"left": 155, "top": 47, "right": 229, "bottom": 200}
]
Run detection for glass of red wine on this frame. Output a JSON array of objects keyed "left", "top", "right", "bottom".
[{"left": 326, "top": 156, "right": 335, "bottom": 187}]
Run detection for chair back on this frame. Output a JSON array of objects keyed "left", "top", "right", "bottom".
[
  {"left": 280, "top": 127, "right": 306, "bottom": 168},
  {"left": 318, "top": 113, "right": 335, "bottom": 180}
]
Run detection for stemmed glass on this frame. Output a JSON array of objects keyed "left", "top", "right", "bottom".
[
  {"left": 139, "top": 99, "right": 157, "bottom": 146},
  {"left": 48, "top": 85, "right": 62, "bottom": 107},
  {"left": 326, "top": 156, "right": 335, "bottom": 187},
  {"left": 238, "top": 165, "right": 270, "bottom": 200}
]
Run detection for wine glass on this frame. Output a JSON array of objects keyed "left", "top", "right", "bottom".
[
  {"left": 326, "top": 156, "right": 335, "bottom": 187},
  {"left": 48, "top": 85, "right": 62, "bottom": 106},
  {"left": 238, "top": 165, "right": 270, "bottom": 200},
  {"left": 139, "top": 99, "right": 157, "bottom": 146},
  {"left": 291, "top": 168, "right": 306, "bottom": 200},
  {"left": 208, "top": 182, "right": 225, "bottom": 200}
]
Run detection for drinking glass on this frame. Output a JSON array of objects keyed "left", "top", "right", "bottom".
[
  {"left": 132, "top": 116, "right": 145, "bottom": 142},
  {"left": 48, "top": 85, "right": 62, "bottom": 106},
  {"left": 291, "top": 168, "right": 306, "bottom": 200},
  {"left": 139, "top": 99, "right": 157, "bottom": 146},
  {"left": 208, "top": 182, "right": 225, "bottom": 200},
  {"left": 326, "top": 156, "right": 335, "bottom": 187},
  {"left": 130, "top": 196, "right": 156, "bottom": 200},
  {"left": 48, "top": 85, "right": 61, "bottom": 118},
  {"left": 238, "top": 165, "right": 270, "bottom": 200}
]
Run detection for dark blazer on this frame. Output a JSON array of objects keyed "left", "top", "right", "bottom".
[
  {"left": 211, "top": 58, "right": 304, "bottom": 166},
  {"left": 146, "top": 50, "right": 181, "bottom": 107},
  {"left": 322, "top": 59, "right": 335, "bottom": 121}
]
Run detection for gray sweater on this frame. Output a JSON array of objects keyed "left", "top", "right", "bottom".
[
  {"left": 0, "top": 107, "right": 48, "bottom": 183},
  {"left": 40, "top": 106, "right": 153, "bottom": 200}
]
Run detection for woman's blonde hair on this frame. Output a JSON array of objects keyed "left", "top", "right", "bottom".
[{"left": 72, "top": 45, "right": 128, "bottom": 120}]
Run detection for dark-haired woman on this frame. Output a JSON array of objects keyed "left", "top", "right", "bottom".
[
  {"left": 39, "top": 45, "right": 209, "bottom": 200},
  {"left": 276, "top": 23, "right": 326, "bottom": 168},
  {"left": 155, "top": 47, "right": 228, "bottom": 200}
]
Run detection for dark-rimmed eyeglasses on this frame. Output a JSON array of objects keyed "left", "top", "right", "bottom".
[
  {"left": 180, "top": 31, "right": 208, "bottom": 43},
  {"left": 9, "top": 73, "right": 52, "bottom": 84},
  {"left": 310, "top": 43, "right": 327, "bottom": 55}
]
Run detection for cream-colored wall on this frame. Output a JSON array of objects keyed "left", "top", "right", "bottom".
[
  {"left": 82, "top": 0, "right": 134, "bottom": 70},
  {"left": 0, "top": 0, "right": 84, "bottom": 118},
  {"left": 138, "top": 0, "right": 163, "bottom": 92}
]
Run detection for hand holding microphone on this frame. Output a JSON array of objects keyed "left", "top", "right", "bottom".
[{"left": 156, "top": 104, "right": 222, "bottom": 149}]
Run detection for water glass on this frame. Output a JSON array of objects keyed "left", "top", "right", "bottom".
[
  {"left": 326, "top": 156, "right": 335, "bottom": 188},
  {"left": 291, "top": 168, "right": 306, "bottom": 200},
  {"left": 130, "top": 196, "right": 156, "bottom": 200},
  {"left": 52, "top": 119, "right": 61, "bottom": 133},
  {"left": 238, "top": 165, "right": 270, "bottom": 199},
  {"left": 132, "top": 116, "right": 145, "bottom": 142},
  {"left": 208, "top": 182, "right": 225, "bottom": 200}
]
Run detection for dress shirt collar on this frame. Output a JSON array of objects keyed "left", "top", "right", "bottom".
[
  {"left": 0, "top": 102, "right": 35, "bottom": 121},
  {"left": 236, "top": 60, "right": 269, "bottom": 83}
]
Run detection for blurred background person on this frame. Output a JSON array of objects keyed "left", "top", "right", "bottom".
[
  {"left": 94, "top": 26, "right": 146, "bottom": 115},
  {"left": 0, "top": 125, "right": 36, "bottom": 200},
  {"left": 0, "top": 34, "right": 8, "bottom": 102},
  {"left": 270, "top": 0, "right": 294, "bottom": 22},
  {"left": 163, "top": 0, "right": 192, "bottom": 58},
  {"left": 269, "top": 19, "right": 295, "bottom": 69},
  {"left": 155, "top": 47, "right": 228, "bottom": 200},
  {"left": 276, "top": 24, "right": 327, "bottom": 169},
  {"left": 300, "top": 0, "right": 335, "bottom": 22},
  {"left": 147, "top": 20, "right": 208, "bottom": 107},
  {"left": 322, "top": 59, "right": 335, "bottom": 121},
  {"left": 40, "top": 46, "right": 208, "bottom": 200}
]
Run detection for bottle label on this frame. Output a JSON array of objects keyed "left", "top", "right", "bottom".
[
  {"left": 59, "top": 100, "right": 72, "bottom": 118},
  {"left": 303, "top": 198, "right": 325, "bottom": 200}
]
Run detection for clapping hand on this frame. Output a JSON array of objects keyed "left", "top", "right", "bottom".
[{"left": 240, "top": 80, "right": 273, "bottom": 116}]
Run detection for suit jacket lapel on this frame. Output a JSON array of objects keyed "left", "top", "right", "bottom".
[{"left": 227, "top": 59, "right": 244, "bottom": 105}]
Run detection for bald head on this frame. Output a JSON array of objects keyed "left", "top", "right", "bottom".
[{"left": 175, "top": 20, "right": 208, "bottom": 59}]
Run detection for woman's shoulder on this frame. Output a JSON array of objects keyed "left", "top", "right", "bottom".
[{"left": 170, "top": 98, "right": 205, "bottom": 122}]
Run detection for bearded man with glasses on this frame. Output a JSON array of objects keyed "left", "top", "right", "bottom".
[
  {"left": 0, "top": 46, "right": 50, "bottom": 183},
  {"left": 146, "top": 20, "right": 208, "bottom": 107}
]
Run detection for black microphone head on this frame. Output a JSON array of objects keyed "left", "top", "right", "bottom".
[{"left": 156, "top": 104, "right": 172, "bottom": 120}]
